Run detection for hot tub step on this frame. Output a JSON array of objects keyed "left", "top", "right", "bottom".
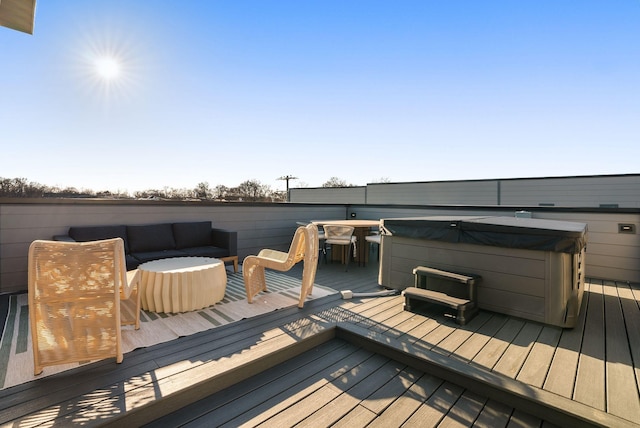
[{"left": 405, "top": 266, "right": 482, "bottom": 325}]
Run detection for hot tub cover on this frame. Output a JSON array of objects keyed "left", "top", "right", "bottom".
[{"left": 381, "top": 216, "right": 587, "bottom": 254}]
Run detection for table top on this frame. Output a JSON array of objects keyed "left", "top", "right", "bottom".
[
  {"left": 138, "top": 257, "right": 221, "bottom": 273},
  {"left": 312, "top": 219, "right": 380, "bottom": 228}
]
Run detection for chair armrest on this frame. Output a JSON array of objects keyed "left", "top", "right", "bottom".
[
  {"left": 122, "top": 269, "right": 141, "bottom": 300},
  {"left": 53, "top": 235, "right": 76, "bottom": 242},
  {"left": 211, "top": 228, "right": 238, "bottom": 256},
  {"left": 256, "top": 248, "right": 288, "bottom": 262}
]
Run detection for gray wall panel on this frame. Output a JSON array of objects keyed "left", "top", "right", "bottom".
[
  {"left": 366, "top": 181, "right": 499, "bottom": 205},
  {"left": 289, "top": 187, "right": 366, "bottom": 204},
  {"left": 0, "top": 201, "right": 346, "bottom": 294},
  {"left": 1, "top": 199, "right": 638, "bottom": 293},
  {"left": 292, "top": 174, "right": 640, "bottom": 207}
]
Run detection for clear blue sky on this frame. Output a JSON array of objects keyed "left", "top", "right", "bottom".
[{"left": 2, "top": 1, "right": 639, "bottom": 194}]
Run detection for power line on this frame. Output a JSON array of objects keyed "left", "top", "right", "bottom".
[{"left": 277, "top": 175, "right": 298, "bottom": 201}]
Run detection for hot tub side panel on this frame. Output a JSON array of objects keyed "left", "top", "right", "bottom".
[
  {"left": 545, "top": 248, "right": 585, "bottom": 328},
  {"left": 379, "top": 235, "right": 585, "bottom": 327}
]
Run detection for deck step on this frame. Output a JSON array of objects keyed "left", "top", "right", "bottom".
[
  {"left": 404, "top": 265, "right": 482, "bottom": 325},
  {"left": 403, "top": 287, "right": 472, "bottom": 308}
]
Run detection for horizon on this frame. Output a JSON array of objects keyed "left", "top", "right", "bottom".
[
  {"left": 4, "top": 171, "right": 640, "bottom": 197},
  {"left": 1, "top": 1, "right": 639, "bottom": 193}
]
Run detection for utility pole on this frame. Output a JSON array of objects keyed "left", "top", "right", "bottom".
[{"left": 277, "top": 175, "right": 298, "bottom": 202}]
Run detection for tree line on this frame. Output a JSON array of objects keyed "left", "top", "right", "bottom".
[{"left": 0, "top": 176, "right": 367, "bottom": 201}]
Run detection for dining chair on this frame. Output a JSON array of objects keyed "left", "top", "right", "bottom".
[
  {"left": 365, "top": 232, "right": 382, "bottom": 261},
  {"left": 243, "top": 223, "right": 319, "bottom": 308},
  {"left": 323, "top": 225, "right": 356, "bottom": 271},
  {"left": 28, "top": 237, "right": 141, "bottom": 375}
]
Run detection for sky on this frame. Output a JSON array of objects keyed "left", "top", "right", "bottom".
[{"left": 1, "top": 1, "right": 639, "bottom": 194}]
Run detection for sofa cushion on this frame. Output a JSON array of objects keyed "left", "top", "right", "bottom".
[
  {"left": 172, "top": 221, "right": 212, "bottom": 249},
  {"left": 68, "top": 225, "right": 129, "bottom": 252},
  {"left": 131, "top": 249, "right": 188, "bottom": 264},
  {"left": 180, "top": 246, "right": 229, "bottom": 258},
  {"left": 126, "top": 254, "right": 141, "bottom": 270},
  {"left": 127, "top": 223, "right": 176, "bottom": 253}
]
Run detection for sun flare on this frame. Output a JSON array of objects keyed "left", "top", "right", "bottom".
[
  {"left": 73, "top": 25, "right": 146, "bottom": 102},
  {"left": 95, "top": 56, "right": 121, "bottom": 80}
]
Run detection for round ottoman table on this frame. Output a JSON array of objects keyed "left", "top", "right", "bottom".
[{"left": 138, "top": 257, "right": 227, "bottom": 313}]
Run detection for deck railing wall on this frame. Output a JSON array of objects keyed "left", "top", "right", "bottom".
[
  {"left": 290, "top": 174, "right": 640, "bottom": 207},
  {"left": 1, "top": 199, "right": 639, "bottom": 294},
  {"left": 0, "top": 199, "right": 347, "bottom": 294}
]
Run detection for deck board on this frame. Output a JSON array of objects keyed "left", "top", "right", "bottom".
[
  {"left": 603, "top": 280, "right": 640, "bottom": 421},
  {"left": 452, "top": 314, "right": 508, "bottom": 363},
  {"left": 219, "top": 347, "right": 377, "bottom": 428},
  {"left": 294, "top": 356, "right": 392, "bottom": 426},
  {"left": 153, "top": 339, "right": 354, "bottom": 427},
  {"left": 399, "top": 315, "right": 442, "bottom": 343},
  {"left": 470, "top": 318, "right": 525, "bottom": 370},
  {"left": 432, "top": 311, "right": 493, "bottom": 356},
  {"left": 402, "top": 381, "right": 462, "bottom": 427},
  {"left": 372, "top": 309, "right": 418, "bottom": 337},
  {"left": 352, "top": 295, "right": 404, "bottom": 326},
  {"left": 438, "top": 390, "right": 486, "bottom": 427},
  {"left": 421, "top": 321, "right": 459, "bottom": 352},
  {"left": 359, "top": 365, "right": 420, "bottom": 415},
  {"left": 515, "top": 325, "right": 562, "bottom": 388},
  {"left": 507, "top": 409, "right": 544, "bottom": 427},
  {"left": 305, "top": 354, "right": 398, "bottom": 424},
  {"left": 213, "top": 344, "right": 367, "bottom": 427},
  {"left": 616, "top": 281, "right": 640, "bottom": 396},
  {"left": 542, "top": 281, "right": 589, "bottom": 397},
  {"left": 573, "top": 280, "right": 606, "bottom": 411},
  {"left": 387, "top": 315, "right": 436, "bottom": 343},
  {"left": 255, "top": 382, "right": 343, "bottom": 427},
  {"left": 472, "top": 399, "right": 513, "bottom": 427},
  {"left": 493, "top": 322, "right": 542, "bottom": 378},
  {"left": 366, "top": 373, "right": 442, "bottom": 427},
  {"left": 330, "top": 404, "right": 377, "bottom": 427},
  {"left": 166, "top": 340, "right": 540, "bottom": 428}
]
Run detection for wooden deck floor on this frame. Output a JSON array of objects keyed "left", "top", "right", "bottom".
[{"left": 1, "top": 260, "right": 639, "bottom": 427}]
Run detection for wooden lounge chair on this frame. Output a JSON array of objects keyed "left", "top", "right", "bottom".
[
  {"left": 243, "top": 223, "right": 319, "bottom": 308},
  {"left": 296, "top": 220, "right": 326, "bottom": 256},
  {"left": 28, "top": 238, "right": 141, "bottom": 375}
]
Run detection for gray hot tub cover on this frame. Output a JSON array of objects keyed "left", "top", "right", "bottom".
[{"left": 381, "top": 216, "right": 587, "bottom": 254}]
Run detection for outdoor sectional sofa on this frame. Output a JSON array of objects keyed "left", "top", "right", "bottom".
[{"left": 54, "top": 221, "right": 238, "bottom": 271}]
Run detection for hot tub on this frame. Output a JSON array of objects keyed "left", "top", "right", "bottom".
[{"left": 379, "top": 216, "right": 587, "bottom": 328}]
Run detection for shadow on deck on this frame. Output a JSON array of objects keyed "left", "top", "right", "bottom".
[{"left": 1, "top": 258, "right": 639, "bottom": 427}]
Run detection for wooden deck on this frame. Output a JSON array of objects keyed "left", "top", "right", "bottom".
[{"left": 1, "top": 259, "right": 639, "bottom": 427}]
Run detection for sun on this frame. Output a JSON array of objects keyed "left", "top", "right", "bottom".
[
  {"left": 95, "top": 56, "right": 121, "bottom": 80},
  {"left": 72, "top": 26, "right": 146, "bottom": 102}
]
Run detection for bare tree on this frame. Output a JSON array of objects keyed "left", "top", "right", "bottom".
[
  {"left": 371, "top": 177, "right": 391, "bottom": 183},
  {"left": 237, "top": 179, "right": 270, "bottom": 201},
  {"left": 322, "top": 177, "right": 352, "bottom": 187},
  {"left": 134, "top": 189, "right": 164, "bottom": 199},
  {"left": 270, "top": 190, "right": 287, "bottom": 202},
  {"left": 0, "top": 176, "right": 286, "bottom": 201},
  {"left": 0, "top": 177, "right": 46, "bottom": 197},
  {"left": 213, "top": 185, "right": 229, "bottom": 200},
  {"left": 195, "top": 182, "right": 212, "bottom": 199}
]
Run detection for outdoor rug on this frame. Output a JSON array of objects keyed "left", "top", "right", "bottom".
[{"left": 0, "top": 270, "right": 337, "bottom": 390}]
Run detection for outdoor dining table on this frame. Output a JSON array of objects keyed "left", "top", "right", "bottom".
[{"left": 311, "top": 219, "right": 381, "bottom": 266}]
